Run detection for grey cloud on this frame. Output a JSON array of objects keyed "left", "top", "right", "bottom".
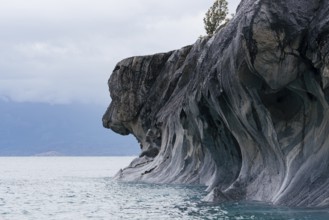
[{"left": 0, "top": 0, "right": 240, "bottom": 105}]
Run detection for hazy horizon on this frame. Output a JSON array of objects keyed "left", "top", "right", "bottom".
[{"left": 0, "top": 0, "right": 240, "bottom": 155}]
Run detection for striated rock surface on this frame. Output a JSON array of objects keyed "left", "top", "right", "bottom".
[{"left": 103, "top": 0, "right": 329, "bottom": 207}]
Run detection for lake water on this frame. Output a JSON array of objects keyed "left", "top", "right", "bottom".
[{"left": 0, "top": 157, "right": 328, "bottom": 220}]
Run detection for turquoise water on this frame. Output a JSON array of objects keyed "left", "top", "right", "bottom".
[{"left": 0, "top": 157, "right": 328, "bottom": 220}]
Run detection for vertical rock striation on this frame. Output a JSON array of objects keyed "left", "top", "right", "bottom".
[{"left": 103, "top": 0, "right": 329, "bottom": 207}]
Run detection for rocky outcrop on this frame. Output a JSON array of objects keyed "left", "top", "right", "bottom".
[{"left": 103, "top": 0, "right": 329, "bottom": 207}]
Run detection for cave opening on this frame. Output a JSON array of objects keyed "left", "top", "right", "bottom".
[{"left": 260, "top": 88, "right": 303, "bottom": 123}]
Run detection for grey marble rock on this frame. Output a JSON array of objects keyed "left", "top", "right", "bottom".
[{"left": 103, "top": 0, "right": 329, "bottom": 207}]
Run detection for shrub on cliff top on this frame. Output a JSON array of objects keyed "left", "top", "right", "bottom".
[{"left": 204, "top": 0, "right": 229, "bottom": 35}]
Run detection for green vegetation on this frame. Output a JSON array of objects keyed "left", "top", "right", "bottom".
[{"left": 203, "top": 0, "right": 229, "bottom": 35}]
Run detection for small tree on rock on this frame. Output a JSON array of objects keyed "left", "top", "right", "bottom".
[{"left": 203, "top": 0, "right": 229, "bottom": 35}]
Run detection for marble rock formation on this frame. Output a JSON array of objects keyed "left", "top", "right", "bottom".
[{"left": 103, "top": 0, "right": 329, "bottom": 207}]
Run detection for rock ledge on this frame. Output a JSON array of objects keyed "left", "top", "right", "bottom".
[{"left": 103, "top": 0, "right": 329, "bottom": 207}]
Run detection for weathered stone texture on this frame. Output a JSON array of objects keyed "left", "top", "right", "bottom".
[{"left": 103, "top": 0, "right": 329, "bottom": 207}]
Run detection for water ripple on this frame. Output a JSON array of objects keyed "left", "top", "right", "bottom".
[{"left": 0, "top": 157, "right": 328, "bottom": 220}]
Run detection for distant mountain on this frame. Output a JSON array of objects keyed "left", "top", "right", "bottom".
[
  {"left": 0, "top": 100, "right": 139, "bottom": 156},
  {"left": 34, "top": 151, "right": 64, "bottom": 157}
]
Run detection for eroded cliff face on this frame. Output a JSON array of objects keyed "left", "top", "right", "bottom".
[{"left": 103, "top": 0, "right": 329, "bottom": 207}]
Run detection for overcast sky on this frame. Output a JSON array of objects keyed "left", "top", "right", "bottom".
[{"left": 0, "top": 0, "right": 240, "bottom": 106}]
